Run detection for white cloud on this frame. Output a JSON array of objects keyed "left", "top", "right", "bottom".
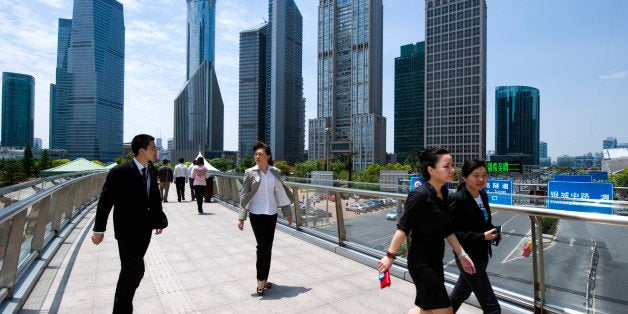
[{"left": 599, "top": 70, "right": 628, "bottom": 81}]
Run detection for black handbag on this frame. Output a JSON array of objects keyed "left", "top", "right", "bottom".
[{"left": 150, "top": 210, "right": 168, "bottom": 229}]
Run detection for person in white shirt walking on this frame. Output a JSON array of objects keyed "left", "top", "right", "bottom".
[{"left": 174, "top": 158, "right": 188, "bottom": 202}]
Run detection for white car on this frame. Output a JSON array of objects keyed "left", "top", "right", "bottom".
[{"left": 386, "top": 210, "right": 397, "bottom": 220}]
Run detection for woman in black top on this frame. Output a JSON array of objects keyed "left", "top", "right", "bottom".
[
  {"left": 378, "top": 147, "right": 475, "bottom": 314},
  {"left": 449, "top": 160, "right": 501, "bottom": 313}
]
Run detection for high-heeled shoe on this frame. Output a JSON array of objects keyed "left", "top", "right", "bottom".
[{"left": 257, "top": 280, "right": 265, "bottom": 296}]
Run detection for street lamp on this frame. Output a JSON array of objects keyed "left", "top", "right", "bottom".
[{"left": 324, "top": 127, "right": 332, "bottom": 171}]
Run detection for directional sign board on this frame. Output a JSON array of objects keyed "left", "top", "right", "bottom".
[
  {"left": 409, "top": 177, "right": 425, "bottom": 192},
  {"left": 588, "top": 171, "right": 609, "bottom": 181},
  {"left": 553, "top": 174, "right": 592, "bottom": 182},
  {"left": 485, "top": 179, "right": 513, "bottom": 205},
  {"left": 547, "top": 181, "right": 614, "bottom": 214}
]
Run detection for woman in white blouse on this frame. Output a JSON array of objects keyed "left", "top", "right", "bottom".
[{"left": 237, "top": 141, "right": 293, "bottom": 296}]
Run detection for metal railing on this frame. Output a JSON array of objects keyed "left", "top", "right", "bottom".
[
  {"left": 213, "top": 173, "right": 628, "bottom": 314},
  {"left": 0, "top": 171, "right": 107, "bottom": 310}
]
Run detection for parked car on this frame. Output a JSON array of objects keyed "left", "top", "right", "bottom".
[
  {"left": 386, "top": 210, "right": 398, "bottom": 220},
  {"left": 308, "top": 195, "right": 321, "bottom": 203},
  {"left": 364, "top": 200, "right": 380, "bottom": 210},
  {"left": 346, "top": 203, "right": 367, "bottom": 212}
]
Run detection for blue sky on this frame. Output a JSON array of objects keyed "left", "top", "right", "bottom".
[{"left": 0, "top": 0, "right": 626, "bottom": 160}]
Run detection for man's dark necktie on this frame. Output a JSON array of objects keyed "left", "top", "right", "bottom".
[{"left": 141, "top": 166, "right": 147, "bottom": 185}]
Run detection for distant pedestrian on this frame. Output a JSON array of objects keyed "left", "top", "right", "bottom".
[
  {"left": 191, "top": 157, "right": 210, "bottom": 214},
  {"left": 157, "top": 159, "right": 173, "bottom": 202},
  {"left": 174, "top": 158, "right": 188, "bottom": 202},
  {"left": 187, "top": 160, "right": 196, "bottom": 201}
]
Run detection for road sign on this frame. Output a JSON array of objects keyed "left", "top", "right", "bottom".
[
  {"left": 588, "top": 171, "right": 609, "bottom": 181},
  {"left": 409, "top": 177, "right": 425, "bottom": 192},
  {"left": 486, "top": 161, "right": 523, "bottom": 173},
  {"left": 547, "top": 181, "right": 614, "bottom": 214},
  {"left": 485, "top": 179, "right": 513, "bottom": 205},
  {"left": 553, "top": 174, "right": 592, "bottom": 182}
]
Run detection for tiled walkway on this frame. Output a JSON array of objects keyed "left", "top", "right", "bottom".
[{"left": 22, "top": 190, "right": 481, "bottom": 313}]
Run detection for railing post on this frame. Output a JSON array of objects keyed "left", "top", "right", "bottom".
[
  {"left": 529, "top": 215, "right": 546, "bottom": 313},
  {"left": 0, "top": 211, "right": 27, "bottom": 298},
  {"left": 334, "top": 192, "right": 346, "bottom": 246},
  {"left": 31, "top": 196, "right": 51, "bottom": 253},
  {"left": 292, "top": 187, "right": 303, "bottom": 230}
]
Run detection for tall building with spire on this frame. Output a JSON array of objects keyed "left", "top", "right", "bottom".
[
  {"left": 238, "top": 1, "right": 304, "bottom": 164},
  {"left": 309, "top": 0, "right": 385, "bottom": 170},
  {"left": 424, "top": 0, "right": 487, "bottom": 165},
  {"left": 173, "top": 0, "right": 224, "bottom": 161},
  {"left": 50, "top": 0, "right": 125, "bottom": 161}
]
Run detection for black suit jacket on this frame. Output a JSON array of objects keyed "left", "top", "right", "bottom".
[
  {"left": 449, "top": 189, "right": 495, "bottom": 263},
  {"left": 94, "top": 160, "right": 163, "bottom": 239}
]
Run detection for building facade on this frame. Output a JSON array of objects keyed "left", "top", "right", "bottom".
[
  {"left": 267, "top": 0, "right": 304, "bottom": 164},
  {"left": 50, "top": 1, "right": 125, "bottom": 161},
  {"left": 2, "top": 72, "right": 35, "bottom": 148},
  {"left": 603, "top": 137, "right": 617, "bottom": 150},
  {"left": 238, "top": 23, "right": 269, "bottom": 160},
  {"left": 394, "top": 42, "right": 425, "bottom": 163},
  {"left": 309, "top": 0, "right": 385, "bottom": 170},
  {"left": 174, "top": 0, "right": 224, "bottom": 161},
  {"left": 495, "top": 86, "right": 540, "bottom": 167},
  {"left": 424, "top": 0, "right": 487, "bottom": 166}
]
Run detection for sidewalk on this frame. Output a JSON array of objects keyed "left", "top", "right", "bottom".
[{"left": 22, "top": 188, "right": 481, "bottom": 313}]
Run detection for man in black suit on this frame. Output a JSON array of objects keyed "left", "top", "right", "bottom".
[{"left": 92, "top": 134, "right": 165, "bottom": 313}]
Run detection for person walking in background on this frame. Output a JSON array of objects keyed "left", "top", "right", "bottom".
[
  {"left": 91, "top": 134, "right": 165, "bottom": 313},
  {"left": 174, "top": 157, "right": 188, "bottom": 202},
  {"left": 187, "top": 160, "right": 196, "bottom": 201},
  {"left": 157, "top": 159, "right": 173, "bottom": 202},
  {"left": 378, "top": 147, "right": 475, "bottom": 314},
  {"left": 449, "top": 160, "right": 501, "bottom": 313},
  {"left": 237, "top": 141, "right": 293, "bottom": 296},
  {"left": 191, "top": 156, "right": 209, "bottom": 214}
]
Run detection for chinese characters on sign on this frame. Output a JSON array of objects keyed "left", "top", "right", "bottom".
[
  {"left": 485, "top": 179, "right": 513, "bottom": 205},
  {"left": 547, "top": 181, "right": 613, "bottom": 214},
  {"left": 486, "top": 161, "right": 523, "bottom": 173}
]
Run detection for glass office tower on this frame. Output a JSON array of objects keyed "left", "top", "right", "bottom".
[
  {"left": 174, "top": 0, "right": 224, "bottom": 161},
  {"left": 394, "top": 42, "right": 425, "bottom": 163},
  {"left": 2, "top": 72, "right": 35, "bottom": 148},
  {"left": 495, "top": 86, "right": 540, "bottom": 167},
  {"left": 238, "top": 23, "right": 269, "bottom": 160},
  {"left": 309, "top": 0, "right": 385, "bottom": 170},
  {"left": 424, "top": 0, "right": 487, "bottom": 166},
  {"left": 267, "top": 0, "right": 304, "bottom": 164},
  {"left": 50, "top": 0, "right": 125, "bottom": 161}
]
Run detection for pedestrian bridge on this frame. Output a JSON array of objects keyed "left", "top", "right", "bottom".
[{"left": 1, "top": 172, "right": 627, "bottom": 313}]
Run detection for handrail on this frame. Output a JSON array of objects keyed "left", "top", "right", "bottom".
[
  {"left": 0, "top": 172, "right": 107, "bottom": 311},
  {"left": 212, "top": 172, "right": 628, "bottom": 313}
]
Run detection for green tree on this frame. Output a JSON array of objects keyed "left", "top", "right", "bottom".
[
  {"left": 0, "top": 159, "right": 24, "bottom": 186},
  {"left": 209, "top": 157, "right": 234, "bottom": 171},
  {"left": 92, "top": 160, "right": 105, "bottom": 167},
  {"left": 273, "top": 160, "right": 291, "bottom": 174},
  {"left": 51, "top": 159, "right": 71, "bottom": 168},
  {"left": 236, "top": 156, "right": 255, "bottom": 173},
  {"left": 22, "top": 143, "right": 34, "bottom": 178},
  {"left": 611, "top": 168, "right": 628, "bottom": 187},
  {"left": 39, "top": 149, "right": 51, "bottom": 171},
  {"left": 294, "top": 160, "right": 323, "bottom": 177}
]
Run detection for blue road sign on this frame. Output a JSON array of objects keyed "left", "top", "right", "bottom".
[
  {"left": 588, "top": 171, "right": 609, "bottom": 181},
  {"left": 547, "top": 181, "right": 614, "bottom": 214},
  {"left": 410, "top": 177, "right": 425, "bottom": 192},
  {"left": 553, "top": 174, "right": 592, "bottom": 182},
  {"left": 485, "top": 179, "right": 513, "bottom": 205}
]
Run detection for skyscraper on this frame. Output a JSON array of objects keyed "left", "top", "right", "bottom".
[
  {"left": 539, "top": 141, "right": 548, "bottom": 158},
  {"left": 239, "top": 23, "right": 269, "bottom": 160},
  {"left": 495, "top": 86, "right": 540, "bottom": 167},
  {"left": 50, "top": 0, "right": 125, "bottom": 161},
  {"left": 309, "top": 0, "right": 385, "bottom": 170},
  {"left": 394, "top": 42, "right": 425, "bottom": 163},
  {"left": 424, "top": 0, "right": 487, "bottom": 166},
  {"left": 2, "top": 72, "right": 35, "bottom": 148},
  {"left": 238, "top": 1, "right": 304, "bottom": 164},
  {"left": 267, "top": 0, "right": 304, "bottom": 164},
  {"left": 174, "top": 0, "right": 224, "bottom": 161}
]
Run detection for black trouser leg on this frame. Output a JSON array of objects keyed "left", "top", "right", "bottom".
[
  {"left": 249, "top": 213, "right": 277, "bottom": 281},
  {"left": 113, "top": 233, "right": 151, "bottom": 314},
  {"left": 450, "top": 258, "right": 500, "bottom": 314},
  {"left": 189, "top": 179, "right": 195, "bottom": 200},
  {"left": 175, "top": 177, "right": 186, "bottom": 200},
  {"left": 194, "top": 185, "right": 205, "bottom": 212}
]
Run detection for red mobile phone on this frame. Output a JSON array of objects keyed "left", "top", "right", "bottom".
[{"left": 379, "top": 270, "right": 391, "bottom": 288}]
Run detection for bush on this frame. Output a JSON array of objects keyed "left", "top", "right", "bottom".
[{"left": 541, "top": 217, "right": 559, "bottom": 235}]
